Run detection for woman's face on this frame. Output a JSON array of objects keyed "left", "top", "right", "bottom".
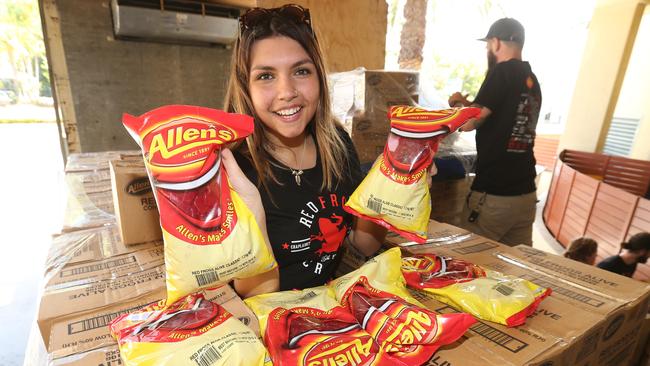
[{"left": 248, "top": 35, "right": 320, "bottom": 146}]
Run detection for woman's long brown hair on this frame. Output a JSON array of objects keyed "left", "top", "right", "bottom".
[{"left": 224, "top": 12, "right": 350, "bottom": 202}]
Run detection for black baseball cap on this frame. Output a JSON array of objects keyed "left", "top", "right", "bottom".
[{"left": 479, "top": 18, "right": 525, "bottom": 45}]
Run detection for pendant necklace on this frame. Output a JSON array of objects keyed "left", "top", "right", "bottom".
[{"left": 290, "top": 136, "right": 308, "bottom": 186}]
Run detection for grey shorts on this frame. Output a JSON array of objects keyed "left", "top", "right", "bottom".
[{"left": 459, "top": 190, "right": 537, "bottom": 246}]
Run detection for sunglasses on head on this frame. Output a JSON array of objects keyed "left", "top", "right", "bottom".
[{"left": 239, "top": 4, "right": 313, "bottom": 36}]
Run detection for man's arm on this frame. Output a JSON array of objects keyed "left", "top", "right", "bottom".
[{"left": 460, "top": 105, "right": 492, "bottom": 131}]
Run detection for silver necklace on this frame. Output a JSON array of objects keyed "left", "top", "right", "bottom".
[{"left": 290, "top": 136, "right": 308, "bottom": 186}]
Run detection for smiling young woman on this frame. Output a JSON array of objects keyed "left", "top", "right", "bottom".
[{"left": 222, "top": 4, "right": 386, "bottom": 296}]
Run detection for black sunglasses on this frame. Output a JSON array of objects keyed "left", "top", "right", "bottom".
[{"left": 239, "top": 4, "right": 313, "bottom": 36}]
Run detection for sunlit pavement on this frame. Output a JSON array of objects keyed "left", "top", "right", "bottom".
[
  {"left": 533, "top": 171, "right": 565, "bottom": 255},
  {"left": 0, "top": 104, "right": 56, "bottom": 122},
  {"left": 0, "top": 122, "right": 64, "bottom": 366}
]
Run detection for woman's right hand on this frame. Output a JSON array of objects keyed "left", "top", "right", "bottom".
[
  {"left": 222, "top": 148, "right": 280, "bottom": 297},
  {"left": 221, "top": 148, "right": 266, "bottom": 228}
]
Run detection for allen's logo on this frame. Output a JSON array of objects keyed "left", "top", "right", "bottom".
[
  {"left": 402, "top": 257, "right": 435, "bottom": 272},
  {"left": 390, "top": 106, "right": 450, "bottom": 119},
  {"left": 303, "top": 337, "right": 375, "bottom": 366},
  {"left": 146, "top": 119, "right": 235, "bottom": 162},
  {"left": 126, "top": 177, "right": 152, "bottom": 195}
]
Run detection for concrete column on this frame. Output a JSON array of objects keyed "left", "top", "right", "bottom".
[
  {"left": 630, "top": 104, "right": 650, "bottom": 160},
  {"left": 558, "top": 0, "right": 646, "bottom": 153},
  {"left": 628, "top": 8, "right": 650, "bottom": 160}
]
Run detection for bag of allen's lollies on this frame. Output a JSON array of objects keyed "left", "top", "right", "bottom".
[
  {"left": 123, "top": 105, "right": 276, "bottom": 304},
  {"left": 109, "top": 293, "right": 266, "bottom": 365},
  {"left": 401, "top": 253, "right": 551, "bottom": 327},
  {"left": 341, "top": 280, "right": 476, "bottom": 365},
  {"left": 256, "top": 248, "right": 476, "bottom": 366},
  {"left": 345, "top": 106, "right": 480, "bottom": 243},
  {"left": 244, "top": 285, "right": 340, "bottom": 336},
  {"left": 264, "top": 305, "right": 382, "bottom": 366}
]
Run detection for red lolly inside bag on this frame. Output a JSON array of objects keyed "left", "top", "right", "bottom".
[
  {"left": 345, "top": 106, "right": 480, "bottom": 243},
  {"left": 123, "top": 105, "right": 276, "bottom": 305},
  {"left": 265, "top": 306, "right": 383, "bottom": 366}
]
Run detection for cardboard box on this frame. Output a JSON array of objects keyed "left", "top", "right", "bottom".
[
  {"left": 62, "top": 171, "right": 115, "bottom": 231},
  {"left": 47, "top": 285, "right": 260, "bottom": 364},
  {"left": 351, "top": 128, "right": 388, "bottom": 165},
  {"left": 44, "top": 247, "right": 164, "bottom": 288},
  {"left": 329, "top": 69, "right": 419, "bottom": 164},
  {"left": 429, "top": 175, "right": 474, "bottom": 226},
  {"left": 62, "top": 151, "right": 143, "bottom": 231},
  {"left": 37, "top": 260, "right": 166, "bottom": 347},
  {"left": 329, "top": 69, "right": 418, "bottom": 129},
  {"left": 45, "top": 224, "right": 162, "bottom": 272},
  {"left": 109, "top": 159, "right": 162, "bottom": 245},
  {"left": 65, "top": 151, "right": 141, "bottom": 173},
  {"left": 48, "top": 289, "right": 165, "bottom": 359},
  {"left": 382, "top": 220, "right": 650, "bottom": 365},
  {"left": 49, "top": 345, "right": 122, "bottom": 366}
]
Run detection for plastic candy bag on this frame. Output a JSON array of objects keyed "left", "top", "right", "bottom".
[
  {"left": 264, "top": 305, "right": 382, "bottom": 366},
  {"left": 343, "top": 280, "right": 476, "bottom": 365},
  {"left": 345, "top": 106, "right": 480, "bottom": 243},
  {"left": 244, "top": 286, "right": 340, "bottom": 336},
  {"left": 401, "top": 253, "right": 551, "bottom": 327},
  {"left": 248, "top": 248, "right": 476, "bottom": 365},
  {"left": 330, "top": 247, "right": 424, "bottom": 307},
  {"left": 109, "top": 293, "right": 266, "bottom": 366},
  {"left": 123, "top": 105, "right": 277, "bottom": 304}
]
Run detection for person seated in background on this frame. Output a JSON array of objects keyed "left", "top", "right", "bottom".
[
  {"left": 597, "top": 232, "right": 650, "bottom": 277},
  {"left": 563, "top": 237, "right": 598, "bottom": 265}
]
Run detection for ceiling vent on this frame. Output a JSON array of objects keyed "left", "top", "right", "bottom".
[{"left": 111, "top": 0, "right": 240, "bottom": 46}]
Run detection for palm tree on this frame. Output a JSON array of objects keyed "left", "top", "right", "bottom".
[{"left": 0, "top": 0, "right": 46, "bottom": 101}]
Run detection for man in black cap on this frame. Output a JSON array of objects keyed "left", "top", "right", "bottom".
[
  {"left": 597, "top": 232, "right": 650, "bottom": 278},
  {"left": 449, "top": 18, "right": 542, "bottom": 246}
]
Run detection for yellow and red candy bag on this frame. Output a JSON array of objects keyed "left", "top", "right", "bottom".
[
  {"left": 109, "top": 293, "right": 266, "bottom": 366},
  {"left": 244, "top": 285, "right": 340, "bottom": 336},
  {"left": 123, "top": 105, "right": 276, "bottom": 304},
  {"left": 341, "top": 280, "right": 476, "bottom": 365},
  {"left": 345, "top": 106, "right": 480, "bottom": 243},
  {"left": 401, "top": 253, "right": 551, "bottom": 327},
  {"left": 329, "top": 247, "right": 424, "bottom": 307},
  {"left": 253, "top": 248, "right": 476, "bottom": 365},
  {"left": 260, "top": 282, "right": 475, "bottom": 366},
  {"left": 264, "top": 305, "right": 382, "bottom": 366}
]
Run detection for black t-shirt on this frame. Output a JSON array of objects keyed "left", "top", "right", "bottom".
[
  {"left": 597, "top": 255, "right": 637, "bottom": 277},
  {"left": 234, "top": 130, "right": 362, "bottom": 290},
  {"left": 472, "top": 59, "right": 542, "bottom": 195}
]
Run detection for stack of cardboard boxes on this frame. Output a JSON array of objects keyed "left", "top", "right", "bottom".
[
  {"left": 337, "top": 220, "right": 650, "bottom": 366},
  {"left": 329, "top": 69, "right": 419, "bottom": 164},
  {"left": 29, "top": 151, "right": 259, "bottom": 366}
]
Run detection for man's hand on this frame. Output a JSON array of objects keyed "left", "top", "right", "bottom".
[
  {"left": 448, "top": 92, "right": 470, "bottom": 108},
  {"left": 460, "top": 118, "right": 477, "bottom": 132}
]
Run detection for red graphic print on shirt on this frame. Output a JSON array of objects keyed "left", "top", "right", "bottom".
[{"left": 310, "top": 213, "right": 348, "bottom": 256}]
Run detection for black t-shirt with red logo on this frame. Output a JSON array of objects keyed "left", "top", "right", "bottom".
[
  {"left": 234, "top": 130, "right": 362, "bottom": 290},
  {"left": 472, "top": 59, "right": 542, "bottom": 196}
]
